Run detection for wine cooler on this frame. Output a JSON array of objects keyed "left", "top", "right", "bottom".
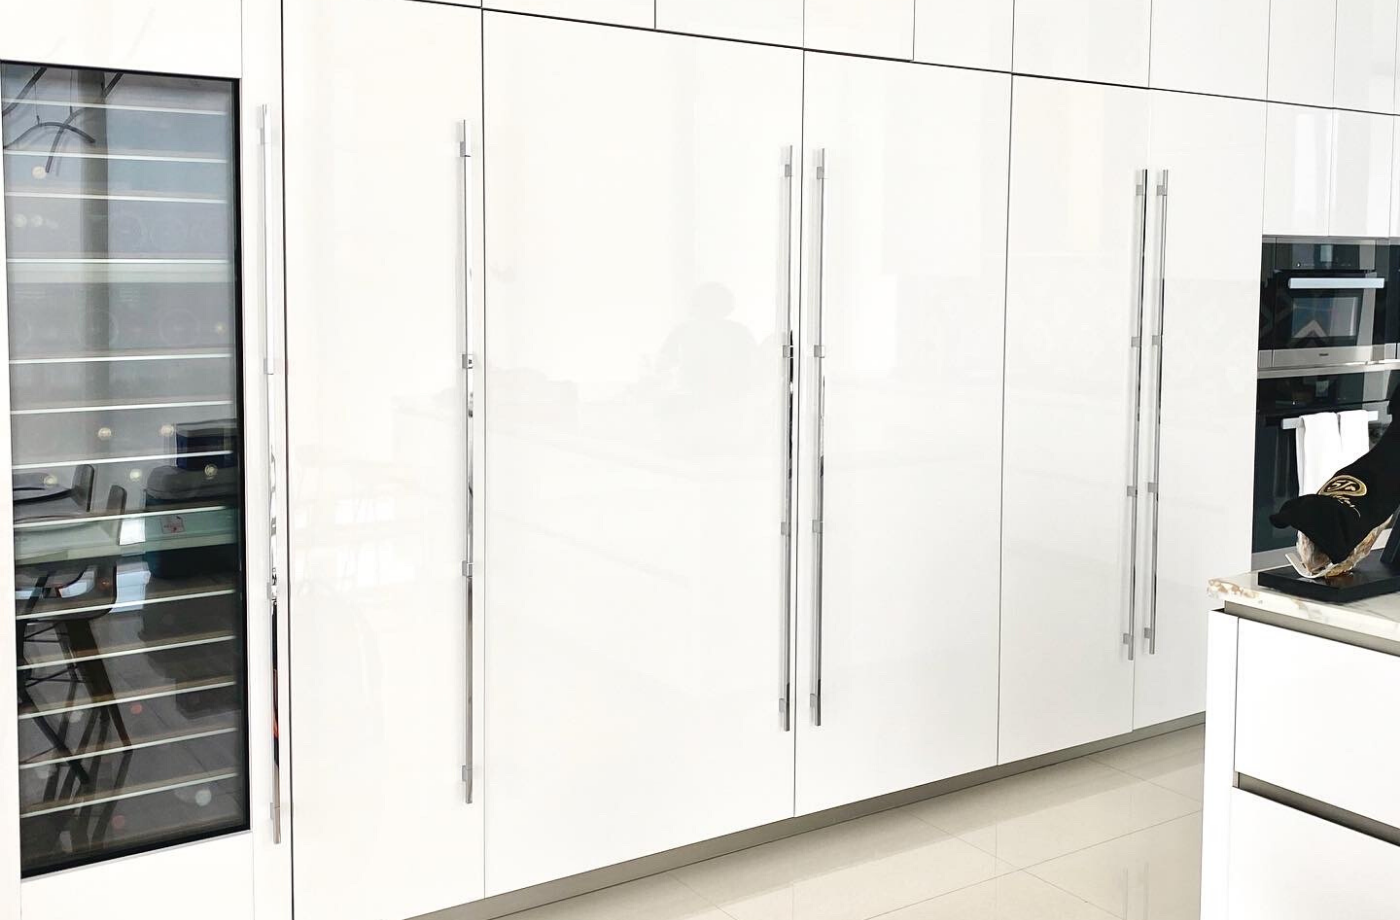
[{"left": 2, "top": 64, "right": 249, "bottom": 876}]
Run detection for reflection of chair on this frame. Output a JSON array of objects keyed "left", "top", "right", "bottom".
[
  {"left": 71, "top": 464, "right": 95, "bottom": 512},
  {"left": 18, "top": 485, "right": 132, "bottom": 853}
]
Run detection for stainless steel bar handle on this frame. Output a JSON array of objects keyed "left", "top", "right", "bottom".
[
  {"left": 810, "top": 148, "right": 828, "bottom": 727},
  {"left": 779, "top": 145, "right": 796, "bottom": 732},
  {"left": 1145, "top": 169, "right": 1170, "bottom": 656},
  {"left": 1124, "top": 168, "right": 1150, "bottom": 663},
  {"left": 258, "top": 103, "right": 284, "bottom": 846},
  {"left": 460, "top": 119, "right": 478, "bottom": 803}
]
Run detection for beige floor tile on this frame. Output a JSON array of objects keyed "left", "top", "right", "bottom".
[
  {"left": 1109, "top": 749, "right": 1205, "bottom": 803},
  {"left": 1027, "top": 813, "right": 1204, "bottom": 920},
  {"left": 503, "top": 873, "right": 731, "bottom": 920},
  {"left": 671, "top": 809, "right": 1013, "bottom": 920},
  {"left": 903, "top": 760, "right": 1200, "bottom": 868},
  {"left": 1089, "top": 728, "right": 1205, "bottom": 776},
  {"left": 881, "top": 871, "right": 1120, "bottom": 920}
]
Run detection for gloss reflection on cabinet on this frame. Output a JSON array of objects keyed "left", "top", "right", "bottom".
[{"left": 2, "top": 64, "right": 247, "bottom": 877}]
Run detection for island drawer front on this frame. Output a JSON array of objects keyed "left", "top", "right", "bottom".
[
  {"left": 1235, "top": 619, "right": 1400, "bottom": 828},
  {"left": 1228, "top": 789, "right": 1400, "bottom": 919}
]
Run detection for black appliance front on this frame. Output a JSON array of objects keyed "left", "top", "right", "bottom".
[
  {"left": 1254, "top": 366, "right": 1394, "bottom": 554},
  {"left": 1259, "top": 237, "right": 1397, "bottom": 369}
]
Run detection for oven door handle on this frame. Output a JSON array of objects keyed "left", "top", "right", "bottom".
[{"left": 1288, "top": 277, "right": 1385, "bottom": 290}]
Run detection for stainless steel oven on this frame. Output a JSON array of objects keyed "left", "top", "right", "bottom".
[
  {"left": 1254, "top": 362, "right": 1396, "bottom": 561},
  {"left": 1259, "top": 237, "right": 1396, "bottom": 370}
]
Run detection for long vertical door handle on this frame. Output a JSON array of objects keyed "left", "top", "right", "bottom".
[
  {"left": 1145, "top": 169, "right": 1170, "bottom": 656},
  {"left": 460, "top": 120, "right": 478, "bottom": 802},
  {"left": 1125, "top": 168, "right": 1150, "bottom": 664},
  {"left": 258, "top": 103, "right": 284, "bottom": 845},
  {"left": 810, "top": 149, "right": 828, "bottom": 727},
  {"left": 779, "top": 145, "right": 796, "bottom": 732}
]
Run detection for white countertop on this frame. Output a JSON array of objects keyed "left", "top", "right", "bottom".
[{"left": 1209, "top": 571, "right": 1400, "bottom": 646}]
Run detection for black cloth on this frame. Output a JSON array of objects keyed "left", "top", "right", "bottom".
[{"left": 1271, "top": 388, "right": 1400, "bottom": 565}]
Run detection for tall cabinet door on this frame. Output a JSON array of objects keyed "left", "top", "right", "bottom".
[
  {"left": 1134, "top": 93, "right": 1265, "bottom": 729},
  {"left": 483, "top": 14, "right": 801, "bottom": 895},
  {"left": 284, "top": 2, "right": 484, "bottom": 919},
  {"left": 1001, "top": 77, "right": 1149, "bottom": 765},
  {"left": 794, "top": 54, "right": 1008, "bottom": 815}
]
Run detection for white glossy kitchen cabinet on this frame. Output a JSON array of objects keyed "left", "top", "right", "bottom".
[
  {"left": 1331, "top": 109, "right": 1395, "bottom": 237},
  {"left": 913, "top": 0, "right": 1012, "bottom": 71},
  {"left": 1228, "top": 790, "right": 1400, "bottom": 919},
  {"left": 1149, "top": 0, "right": 1269, "bottom": 100},
  {"left": 1269, "top": 0, "right": 1338, "bottom": 106},
  {"left": 483, "top": 13, "right": 801, "bottom": 895},
  {"left": 284, "top": 2, "right": 485, "bottom": 919},
  {"left": 1335, "top": 0, "right": 1399, "bottom": 112},
  {"left": 1392, "top": 118, "right": 1400, "bottom": 235},
  {"left": 794, "top": 53, "right": 1008, "bottom": 816},
  {"left": 805, "top": 0, "right": 913, "bottom": 59},
  {"left": 1001, "top": 78, "right": 1149, "bottom": 763},
  {"left": 1133, "top": 93, "right": 1265, "bottom": 729},
  {"left": 486, "top": 0, "right": 652, "bottom": 28},
  {"left": 1012, "top": 0, "right": 1151, "bottom": 87},
  {"left": 1264, "top": 104, "right": 1334, "bottom": 236},
  {"left": 0, "top": 0, "right": 240, "bottom": 77},
  {"left": 657, "top": 0, "right": 801, "bottom": 46}
]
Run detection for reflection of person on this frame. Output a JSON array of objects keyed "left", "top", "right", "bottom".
[{"left": 655, "top": 283, "right": 761, "bottom": 397}]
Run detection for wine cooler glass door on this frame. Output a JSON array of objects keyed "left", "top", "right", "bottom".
[{"left": 2, "top": 64, "right": 248, "bottom": 876}]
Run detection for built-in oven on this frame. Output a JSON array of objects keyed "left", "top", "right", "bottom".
[
  {"left": 1254, "top": 362, "right": 1396, "bottom": 561},
  {"left": 1259, "top": 237, "right": 1396, "bottom": 370}
]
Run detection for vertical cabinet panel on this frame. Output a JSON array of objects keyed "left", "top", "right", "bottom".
[
  {"left": 1269, "top": 0, "right": 1338, "bottom": 106},
  {"left": 1334, "top": 0, "right": 1398, "bottom": 113},
  {"left": 284, "top": 2, "right": 483, "bottom": 919},
  {"left": 1149, "top": 0, "right": 1270, "bottom": 100},
  {"left": 1012, "top": 0, "right": 1152, "bottom": 87},
  {"left": 1134, "top": 93, "right": 1265, "bottom": 728},
  {"left": 483, "top": 14, "right": 801, "bottom": 895},
  {"left": 1330, "top": 110, "right": 1394, "bottom": 238},
  {"left": 485, "top": 0, "right": 653, "bottom": 28},
  {"left": 913, "top": 0, "right": 1013, "bottom": 71},
  {"left": 656, "top": 0, "right": 801, "bottom": 46},
  {"left": 1001, "top": 78, "right": 1148, "bottom": 764},
  {"left": 1264, "top": 104, "right": 1334, "bottom": 237},
  {"left": 794, "top": 54, "right": 1008, "bottom": 815},
  {"left": 0, "top": 0, "right": 240, "bottom": 78},
  {"left": 804, "top": 0, "right": 913, "bottom": 59}
]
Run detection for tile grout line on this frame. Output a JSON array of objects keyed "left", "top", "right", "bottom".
[
  {"left": 900, "top": 771, "right": 1202, "bottom": 876},
  {"left": 665, "top": 870, "right": 743, "bottom": 920}
]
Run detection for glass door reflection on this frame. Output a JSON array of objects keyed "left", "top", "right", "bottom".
[{"left": 3, "top": 64, "right": 248, "bottom": 876}]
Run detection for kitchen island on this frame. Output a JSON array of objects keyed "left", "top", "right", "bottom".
[{"left": 1201, "top": 571, "right": 1400, "bottom": 919}]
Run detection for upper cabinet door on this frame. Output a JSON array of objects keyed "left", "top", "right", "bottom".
[
  {"left": 485, "top": 0, "right": 653, "bottom": 28},
  {"left": 913, "top": 0, "right": 1012, "bottom": 71},
  {"left": 1013, "top": 0, "right": 1152, "bottom": 86},
  {"left": 0, "top": 0, "right": 239, "bottom": 76},
  {"left": 1149, "top": 0, "right": 1270, "bottom": 99},
  {"left": 1334, "top": 0, "right": 1399, "bottom": 112},
  {"left": 1269, "top": 0, "right": 1338, "bottom": 106},
  {"left": 483, "top": 14, "right": 802, "bottom": 896},
  {"left": 1001, "top": 77, "right": 1149, "bottom": 764},
  {"left": 1331, "top": 109, "right": 1395, "bottom": 237},
  {"left": 284, "top": 3, "right": 484, "bottom": 919},
  {"left": 805, "top": 0, "right": 913, "bottom": 59},
  {"left": 794, "top": 53, "right": 1008, "bottom": 816},
  {"left": 657, "top": 0, "right": 801, "bottom": 45},
  {"left": 1264, "top": 104, "right": 1333, "bottom": 236},
  {"left": 1135, "top": 93, "right": 1266, "bottom": 729}
]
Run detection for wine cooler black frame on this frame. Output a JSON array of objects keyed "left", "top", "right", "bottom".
[{"left": 3, "top": 59, "right": 253, "bottom": 877}]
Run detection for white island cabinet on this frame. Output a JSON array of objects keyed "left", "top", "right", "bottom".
[{"left": 1204, "top": 574, "right": 1400, "bottom": 920}]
